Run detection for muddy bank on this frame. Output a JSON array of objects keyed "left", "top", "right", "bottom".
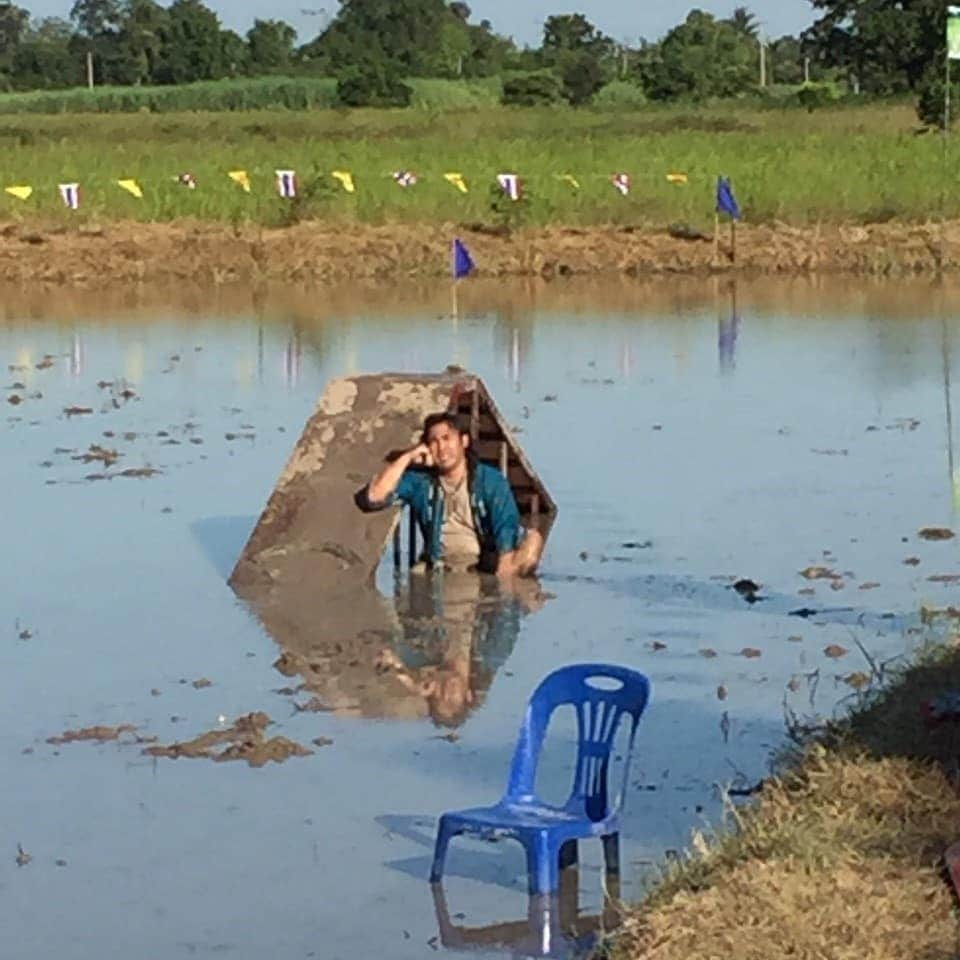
[
  {"left": 609, "top": 638, "right": 960, "bottom": 960},
  {"left": 1, "top": 218, "right": 958, "bottom": 285}
]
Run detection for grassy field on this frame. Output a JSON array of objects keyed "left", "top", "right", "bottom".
[
  {"left": 0, "top": 101, "right": 951, "bottom": 229},
  {"left": 608, "top": 632, "right": 960, "bottom": 960}
]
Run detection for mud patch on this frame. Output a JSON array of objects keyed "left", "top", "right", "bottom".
[{"left": 141, "top": 711, "right": 313, "bottom": 768}]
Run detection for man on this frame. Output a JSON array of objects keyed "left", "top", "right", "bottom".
[{"left": 356, "top": 411, "right": 543, "bottom": 578}]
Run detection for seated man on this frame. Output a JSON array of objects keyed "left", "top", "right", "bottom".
[{"left": 356, "top": 411, "right": 543, "bottom": 578}]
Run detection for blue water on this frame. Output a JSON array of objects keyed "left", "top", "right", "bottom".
[{"left": 1, "top": 277, "right": 957, "bottom": 959}]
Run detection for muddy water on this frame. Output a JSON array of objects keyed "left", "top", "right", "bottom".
[{"left": 2, "top": 277, "right": 958, "bottom": 960}]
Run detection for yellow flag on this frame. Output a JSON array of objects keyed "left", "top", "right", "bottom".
[
  {"left": 557, "top": 174, "right": 581, "bottom": 190},
  {"left": 5, "top": 186, "right": 32, "bottom": 200},
  {"left": 117, "top": 178, "right": 143, "bottom": 199},
  {"left": 228, "top": 170, "right": 251, "bottom": 193},
  {"left": 444, "top": 172, "right": 468, "bottom": 194},
  {"left": 332, "top": 170, "right": 356, "bottom": 193},
  {"left": 666, "top": 173, "right": 688, "bottom": 185}
]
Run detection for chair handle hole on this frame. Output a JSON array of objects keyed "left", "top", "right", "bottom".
[{"left": 584, "top": 676, "right": 624, "bottom": 691}]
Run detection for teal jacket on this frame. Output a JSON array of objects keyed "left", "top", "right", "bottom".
[{"left": 357, "top": 462, "right": 522, "bottom": 567}]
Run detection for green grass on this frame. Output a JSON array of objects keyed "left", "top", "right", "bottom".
[{"left": 0, "top": 102, "right": 951, "bottom": 228}]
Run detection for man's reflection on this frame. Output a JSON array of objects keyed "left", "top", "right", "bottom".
[
  {"left": 376, "top": 570, "right": 545, "bottom": 728},
  {"left": 257, "top": 569, "right": 547, "bottom": 728}
]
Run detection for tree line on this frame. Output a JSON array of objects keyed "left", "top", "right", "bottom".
[{"left": 0, "top": 0, "right": 950, "bottom": 120}]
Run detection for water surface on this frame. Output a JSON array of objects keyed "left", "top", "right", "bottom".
[{"left": 1, "top": 276, "right": 958, "bottom": 960}]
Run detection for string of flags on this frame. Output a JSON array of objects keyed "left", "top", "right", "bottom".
[{"left": 0, "top": 168, "right": 734, "bottom": 210}]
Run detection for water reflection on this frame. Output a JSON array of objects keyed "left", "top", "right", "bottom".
[
  {"left": 431, "top": 866, "right": 619, "bottom": 959},
  {"left": 244, "top": 570, "right": 546, "bottom": 727},
  {"left": 718, "top": 281, "right": 740, "bottom": 374}
]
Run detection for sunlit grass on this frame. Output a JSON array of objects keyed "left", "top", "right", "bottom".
[{"left": 0, "top": 102, "right": 952, "bottom": 228}]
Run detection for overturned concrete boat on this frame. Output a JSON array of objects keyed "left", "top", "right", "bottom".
[{"left": 228, "top": 370, "right": 556, "bottom": 721}]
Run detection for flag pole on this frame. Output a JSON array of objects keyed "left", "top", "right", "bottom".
[
  {"left": 730, "top": 218, "right": 737, "bottom": 265},
  {"left": 713, "top": 211, "right": 720, "bottom": 264}
]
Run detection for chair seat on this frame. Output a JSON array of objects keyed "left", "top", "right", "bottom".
[{"left": 443, "top": 800, "right": 615, "bottom": 838}]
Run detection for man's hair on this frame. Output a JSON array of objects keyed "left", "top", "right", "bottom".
[{"left": 421, "top": 410, "right": 468, "bottom": 443}]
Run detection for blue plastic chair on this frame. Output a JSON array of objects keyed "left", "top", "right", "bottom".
[{"left": 429, "top": 663, "right": 651, "bottom": 895}]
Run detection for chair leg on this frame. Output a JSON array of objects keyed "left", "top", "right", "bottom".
[
  {"left": 601, "top": 833, "right": 620, "bottom": 877},
  {"left": 526, "top": 833, "right": 560, "bottom": 895},
  {"left": 430, "top": 818, "right": 457, "bottom": 883}
]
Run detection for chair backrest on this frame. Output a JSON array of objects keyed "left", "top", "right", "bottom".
[{"left": 503, "top": 664, "right": 651, "bottom": 821}]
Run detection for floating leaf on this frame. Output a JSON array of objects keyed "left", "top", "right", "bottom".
[{"left": 824, "top": 644, "right": 849, "bottom": 659}]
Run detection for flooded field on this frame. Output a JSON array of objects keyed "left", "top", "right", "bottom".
[{"left": 2, "top": 277, "right": 958, "bottom": 960}]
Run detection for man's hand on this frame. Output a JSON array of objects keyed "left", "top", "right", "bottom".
[{"left": 408, "top": 442, "right": 434, "bottom": 468}]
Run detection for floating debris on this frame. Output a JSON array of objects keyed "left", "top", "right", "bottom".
[
  {"left": 739, "top": 647, "right": 763, "bottom": 659},
  {"left": 918, "top": 527, "right": 954, "bottom": 541},
  {"left": 717, "top": 684, "right": 728, "bottom": 701},
  {"left": 7, "top": 394, "right": 21, "bottom": 405},
  {"left": 843, "top": 671, "right": 871, "bottom": 690},
  {"left": 142, "top": 712, "right": 312, "bottom": 768},
  {"left": 650, "top": 640, "right": 667, "bottom": 652},
  {"left": 46, "top": 724, "right": 137, "bottom": 745},
  {"left": 63, "top": 406, "right": 93, "bottom": 417},
  {"left": 15, "top": 844, "right": 31, "bottom": 867},
  {"left": 859, "top": 581, "right": 881, "bottom": 590},
  {"left": 929, "top": 574, "right": 960, "bottom": 583},
  {"left": 191, "top": 678, "right": 212, "bottom": 690},
  {"left": 903, "top": 557, "right": 921, "bottom": 566},
  {"left": 699, "top": 648, "right": 718, "bottom": 658},
  {"left": 824, "top": 644, "right": 849, "bottom": 659},
  {"left": 732, "top": 578, "right": 762, "bottom": 603},
  {"left": 311, "top": 737, "right": 334, "bottom": 748},
  {"left": 800, "top": 566, "right": 840, "bottom": 581},
  {"left": 72, "top": 444, "right": 120, "bottom": 467}
]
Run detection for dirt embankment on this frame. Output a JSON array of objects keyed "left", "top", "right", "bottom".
[
  {"left": 610, "top": 635, "right": 960, "bottom": 960},
  {"left": 2, "top": 218, "right": 959, "bottom": 285}
]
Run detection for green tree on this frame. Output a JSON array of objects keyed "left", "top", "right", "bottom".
[
  {"left": 542, "top": 12, "right": 612, "bottom": 61},
  {"left": 11, "top": 16, "right": 81, "bottom": 88},
  {"left": 155, "top": 0, "right": 224, "bottom": 83},
  {"left": 0, "top": 2, "right": 29, "bottom": 80},
  {"left": 557, "top": 49, "right": 607, "bottom": 104},
  {"left": 643, "top": 9, "right": 756, "bottom": 100},
  {"left": 462, "top": 19, "right": 514, "bottom": 77},
  {"left": 247, "top": 18, "right": 296, "bottom": 72},
  {"left": 308, "top": 0, "right": 453, "bottom": 76},
  {"left": 70, "top": 0, "right": 122, "bottom": 37},
  {"left": 804, "top": 0, "right": 941, "bottom": 94},
  {"left": 115, "top": 0, "right": 167, "bottom": 84},
  {"left": 336, "top": 54, "right": 412, "bottom": 105},
  {"left": 221, "top": 28, "right": 249, "bottom": 76},
  {"left": 726, "top": 6, "right": 759, "bottom": 38}
]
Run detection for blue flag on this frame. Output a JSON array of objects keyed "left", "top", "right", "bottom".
[
  {"left": 452, "top": 237, "right": 475, "bottom": 279},
  {"left": 716, "top": 177, "right": 741, "bottom": 220}
]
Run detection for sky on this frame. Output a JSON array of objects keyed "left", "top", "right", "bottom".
[{"left": 24, "top": 1, "right": 817, "bottom": 46}]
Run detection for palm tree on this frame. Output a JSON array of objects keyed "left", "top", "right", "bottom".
[{"left": 727, "top": 6, "right": 759, "bottom": 38}]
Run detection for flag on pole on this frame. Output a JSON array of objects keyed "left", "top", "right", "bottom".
[
  {"left": 444, "top": 172, "right": 469, "bottom": 194},
  {"left": 117, "top": 179, "right": 143, "bottom": 199},
  {"left": 276, "top": 170, "right": 297, "bottom": 198},
  {"left": 558, "top": 174, "right": 581, "bottom": 190},
  {"left": 58, "top": 183, "right": 80, "bottom": 210},
  {"left": 716, "top": 176, "right": 741, "bottom": 219},
  {"left": 949, "top": 6, "right": 960, "bottom": 60},
  {"left": 392, "top": 170, "right": 417, "bottom": 187},
  {"left": 496, "top": 173, "right": 522, "bottom": 201},
  {"left": 611, "top": 173, "right": 631, "bottom": 196},
  {"left": 332, "top": 170, "right": 356, "bottom": 193},
  {"left": 229, "top": 170, "right": 251, "bottom": 192},
  {"left": 5, "top": 186, "right": 32, "bottom": 200},
  {"left": 452, "top": 237, "right": 475, "bottom": 280}
]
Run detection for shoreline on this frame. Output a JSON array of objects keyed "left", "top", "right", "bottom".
[
  {"left": 608, "top": 636, "right": 960, "bottom": 960},
  {"left": 1, "top": 218, "right": 958, "bottom": 285}
]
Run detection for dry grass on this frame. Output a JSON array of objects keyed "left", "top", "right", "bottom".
[{"left": 608, "top": 641, "right": 960, "bottom": 960}]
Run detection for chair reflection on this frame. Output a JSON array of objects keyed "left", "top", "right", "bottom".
[{"left": 431, "top": 863, "right": 621, "bottom": 959}]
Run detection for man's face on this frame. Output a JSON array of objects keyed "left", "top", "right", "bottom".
[{"left": 426, "top": 422, "right": 468, "bottom": 475}]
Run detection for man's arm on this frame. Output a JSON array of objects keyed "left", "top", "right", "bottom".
[{"left": 356, "top": 442, "right": 431, "bottom": 511}]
